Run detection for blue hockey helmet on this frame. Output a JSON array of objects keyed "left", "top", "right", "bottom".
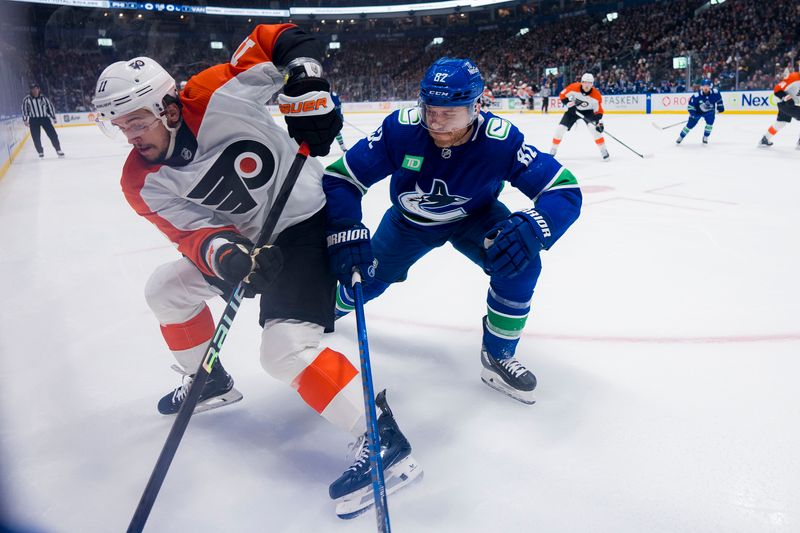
[
  {"left": 418, "top": 57, "right": 484, "bottom": 132},
  {"left": 700, "top": 78, "right": 712, "bottom": 87},
  {"left": 419, "top": 57, "right": 484, "bottom": 106}
]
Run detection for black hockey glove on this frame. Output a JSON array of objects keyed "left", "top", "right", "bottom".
[
  {"left": 483, "top": 211, "right": 545, "bottom": 278},
  {"left": 326, "top": 220, "right": 376, "bottom": 287},
  {"left": 278, "top": 60, "right": 343, "bottom": 157},
  {"left": 206, "top": 235, "right": 284, "bottom": 294},
  {"left": 595, "top": 121, "right": 604, "bottom": 133}
]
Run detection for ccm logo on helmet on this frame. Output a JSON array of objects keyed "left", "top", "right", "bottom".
[{"left": 279, "top": 98, "right": 329, "bottom": 114}]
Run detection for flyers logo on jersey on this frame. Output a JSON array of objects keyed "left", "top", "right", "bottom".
[
  {"left": 278, "top": 98, "right": 329, "bottom": 114},
  {"left": 188, "top": 140, "right": 276, "bottom": 214}
]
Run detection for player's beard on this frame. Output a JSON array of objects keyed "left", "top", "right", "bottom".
[
  {"left": 429, "top": 125, "right": 472, "bottom": 148},
  {"left": 135, "top": 143, "right": 168, "bottom": 162}
]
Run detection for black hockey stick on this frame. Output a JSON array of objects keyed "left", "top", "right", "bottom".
[
  {"left": 127, "top": 142, "right": 311, "bottom": 533},
  {"left": 582, "top": 117, "right": 651, "bottom": 159},
  {"left": 344, "top": 118, "right": 369, "bottom": 137},
  {"left": 651, "top": 119, "right": 685, "bottom": 130}
]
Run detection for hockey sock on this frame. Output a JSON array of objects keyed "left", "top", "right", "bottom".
[
  {"left": 484, "top": 290, "right": 530, "bottom": 359},
  {"left": 765, "top": 121, "right": 786, "bottom": 140},
  {"left": 551, "top": 124, "right": 567, "bottom": 151},
  {"left": 262, "top": 320, "right": 364, "bottom": 435},
  {"left": 336, "top": 132, "right": 347, "bottom": 151},
  {"left": 291, "top": 347, "right": 362, "bottom": 433},
  {"left": 160, "top": 305, "right": 215, "bottom": 370},
  {"left": 335, "top": 284, "right": 355, "bottom": 318},
  {"left": 704, "top": 124, "right": 713, "bottom": 138},
  {"left": 679, "top": 126, "right": 691, "bottom": 139}
]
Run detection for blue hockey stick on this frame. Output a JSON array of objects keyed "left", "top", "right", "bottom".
[{"left": 351, "top": 269, "right": 391, "bottom": 533}]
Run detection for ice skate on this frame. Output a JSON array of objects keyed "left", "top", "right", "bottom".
[
  {"left": 702, "top": 136, "right": 708, "bottom": 145},
  {"left": 157, "top": 363, "right": 242, "bottom": 415},
  {"left": 330, "top": 390, "right": 423, "bottom": 519},
  {"left": 675, "top": 136, "right": 683, "bottom": 145},
  {"left": 480, "top": 317, "right": 537, "bottom": 404},
  {"left": 758, "top": 135, "right": 773, "bottom": 148}
]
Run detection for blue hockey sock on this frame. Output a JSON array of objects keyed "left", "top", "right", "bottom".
[
  {"left": 704, "top": 124, "right": 713, "bottom": 138},
  {"left": 679, "top": 127, "right": 690, "bottom": 139},
  {"left": 335, "top": 284, "right": 355, "bottom": 318},
  {"left": 483, "top": 289, "right": 530, "bottom": 359}
]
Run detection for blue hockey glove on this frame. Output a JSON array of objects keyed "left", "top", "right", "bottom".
[
  {"left": 326, "top": 220, "right": 376, "bottom": 287},
  {"left": 484, "top": 211, "right": 545, "bottom": 277}
]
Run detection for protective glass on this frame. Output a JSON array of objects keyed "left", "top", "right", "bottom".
[{"left": 418, "top": 101, "right": 477, "bottom": 133}]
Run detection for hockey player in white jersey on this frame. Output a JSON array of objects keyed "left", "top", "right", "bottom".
[{"left": 92, "top": 23, "right": 420, "bottom": 517}]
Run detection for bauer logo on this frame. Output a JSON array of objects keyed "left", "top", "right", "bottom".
[{"left": 402, "top": 155, "right": 424, "bottom": 171}]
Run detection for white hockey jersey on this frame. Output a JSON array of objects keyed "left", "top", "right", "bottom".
[{"left": 121, "top": 24, "right": 325, "bottom": 278}]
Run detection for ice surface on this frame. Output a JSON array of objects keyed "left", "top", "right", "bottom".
[{"left": 1, "top": 113, "right": 798, "bottom": 533}]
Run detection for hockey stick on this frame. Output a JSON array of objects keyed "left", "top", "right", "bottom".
[
  {"left": 344, "top": 118, "right": 369, "bottom": 137},
  {"left": 582, "top": 117, "right": 650, "bottom": 158},
  {"left": 351, "top": 269, "right": 392, "bottom": 533},
  {"left": 603, "top": 128, "right": 651, "bottom": 158},
  {"left": 127, "top": 142, "right": 311, "bottom": 533},
  {"left": 651, "top": 120, "right": 685, "bottom": 130}
]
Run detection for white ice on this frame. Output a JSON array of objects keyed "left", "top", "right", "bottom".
[{"left": 1, "top": 112, "right": 799, "bottom": 533}]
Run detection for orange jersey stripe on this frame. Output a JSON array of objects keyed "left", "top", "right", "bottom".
[
  {"left": 774, "top": 72, "right": 800, "bottom": 95},
  {"left": 120, "top": 154, "right": 238, "bottom": 277},
  {"left": 160, "top": 305, "right": 215, "bottom": 351},
  {"left": 292, "top": 348, "right": 358, "bottom": 414}
]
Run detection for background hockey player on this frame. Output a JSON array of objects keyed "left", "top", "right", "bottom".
[
  {"left": 676, "top": 79, "right": 724, "bottom": 145},
  {"left": 481, "top": 85, "right": 494, "bottom": 108},
  {"left": 550, "top": 73, "right": 609, "bottom": 160},
  {"left": 91, "top": 24, "right": 419, "bottom": 517},
  {"left": 759, "top": 68, "right": 800, "bottom": 149},
  {"left": 331, "top": 90, "right": 348, "bottom": 152},
  {"left": 323, "top": 57, "right": 582, "bottom": 406}
]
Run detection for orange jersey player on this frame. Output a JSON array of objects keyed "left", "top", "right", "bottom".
[
  {"left": 759, "top": 70, "right": 800, "bottom": 148},
  {"left": 91, "top": 23, "right": 420, "bottom": 517},
  {"left": 550, "top": 73, "right": 609, "bottom": 160}
]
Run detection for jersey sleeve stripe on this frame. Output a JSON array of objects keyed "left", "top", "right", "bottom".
[{"left": 121, "top": 154, "right": 237, "bottom": 277}]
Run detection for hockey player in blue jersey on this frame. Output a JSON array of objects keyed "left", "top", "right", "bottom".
[
  {"left": 676, "top": 79, "right": 725, "bottom": 145},
  {"left": 331, "top": 90, "right": 348, "bottom": 152},
  {"left": 323, "top": 57, "right": 582, "bottom": 409}
]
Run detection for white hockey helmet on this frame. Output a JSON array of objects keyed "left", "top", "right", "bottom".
[
  {"left": 581, "top": 73, "right": 595, "bottom": 84},
  {"left": 92, "top": 57, "right": 177, "bottom": 122}
]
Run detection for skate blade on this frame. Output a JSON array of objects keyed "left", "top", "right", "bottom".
[
  {"left": 480, "top": 370, "right": 536, "bottom": 405},
  {"left": 334, "top": 454, "right": 423, "bottom": 520},
  {"left": 193, "top": 387, "right": 243, "bottom": 414}
]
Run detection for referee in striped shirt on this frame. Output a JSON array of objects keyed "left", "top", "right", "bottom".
[{"left": 22, "top": 82, "right": 64, "bottom": 158}]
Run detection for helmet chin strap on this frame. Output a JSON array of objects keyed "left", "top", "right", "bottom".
[{"left": 160, "top": 115, "right": 181, "bottom": 160}]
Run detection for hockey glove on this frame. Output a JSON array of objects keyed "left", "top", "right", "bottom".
[
  {"left": 595, "top": 121, "right": 604, "bottom": 133},
  {"left": 483, "top": 211, "right": 546, "bottom": 278},
  {"left": 326, "top": 221, "right": 376, "bottom": 287},
  {"left": 278, "top": 59, "right": 343, "bottom": 157},
  {"left": 206, "top": 235, "right": 284, "bottom": 294}
]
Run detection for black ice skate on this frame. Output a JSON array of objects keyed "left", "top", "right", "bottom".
[
  {"left": 480, "top": 318, "right": 537, "bottom": 404},
  {"left": 157, "top": 363, "right": 242, "bottom": 415},
  {"left": 702, "top": 136, "right": 709, "bottom": 145},
  {"left": 329, "top": 390, "right": 423, "bottom": 519},
  {"left": 758, "top": 135, "right": 773, "bottom": 148}
]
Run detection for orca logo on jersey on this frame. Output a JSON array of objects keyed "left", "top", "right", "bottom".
[
  {"left": 187, "top": 140, "right": 276, "bottom": 215},
  {"left": 398, "top": 178, "right": 470, "bottom": 224}
]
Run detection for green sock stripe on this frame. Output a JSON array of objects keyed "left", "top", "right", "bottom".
[
  {"left": 336, "top": 290, "right": 354, "bottom": 312},
  {"left": 487, "top": 308, "right": 528, "bottom": 338}
]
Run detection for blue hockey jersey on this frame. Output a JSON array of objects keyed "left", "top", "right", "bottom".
[
  {"left": 322, "top": 108, "right": 580, "bottom": 250},
  {"left": 688, "top": 89, "right": 724, "bottom": 115}
]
